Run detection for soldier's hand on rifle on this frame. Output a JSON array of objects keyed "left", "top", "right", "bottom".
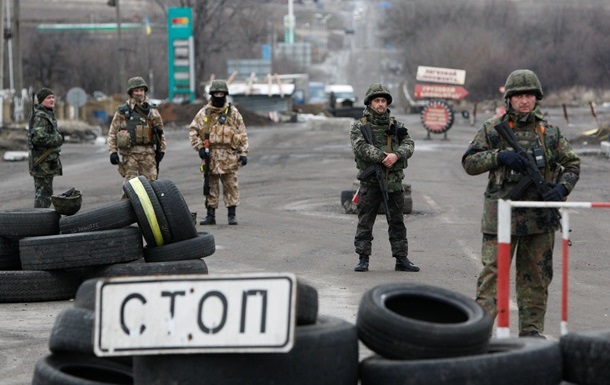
[
  {"left": 199, "top": 148, "right": 208, "bottom": 160},
  {"left": 543, "top": 183, "right": 568, "bottom": 201},
  {"left": 155, "top": 152, "right": 165, "bottom": 163},
  {"left": 110, "top": 152, "right": 120, "bottom": 165},
  {"left": 382, "top": 152, "right": 398, "bottom": 168},
  {"left": 497, "top": 151, "right": 527, "bottom": 172},
  {"left": 238, "top": 156, "right": 248, "bottom": 166}
]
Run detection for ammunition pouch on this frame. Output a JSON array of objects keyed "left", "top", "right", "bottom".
[{"left": 117, "top": 130, "right": 132, "bottom": 149}]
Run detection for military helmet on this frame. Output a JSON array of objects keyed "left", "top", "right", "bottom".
[
  {"left": 364, "top": 83, "right": 392, "bottom": 106},
  {"left": 503, "top": 69, "right": 543, "bottom": 100},
  {"left": 127, "top": 77, "right": 148, "bottom": 95},
  {"left": 209, "top": 80, "right": 230, "bottom": 95},
  {"left": 51, "top": 189, "right": 82, "bottom": 216}
]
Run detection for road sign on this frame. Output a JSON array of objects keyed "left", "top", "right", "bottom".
[
  {"left": 414, "top": 84, "right": 469, "bottom": 100},
  {"left": 416, "top": 66, "right": 466, "bottom": 85},
  {"left": 94, "top": 273, "right": 296, "bottom": 356},
  {"left": 421, "top": 100, "right": 454, "bottom": 134},
  {"left": 66, "top": 87, "right": 87, "bottom": 108}
]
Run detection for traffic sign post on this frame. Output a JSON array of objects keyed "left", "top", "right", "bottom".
[{"left": 66, "top": 87, "right": 88, "bottom": 120}]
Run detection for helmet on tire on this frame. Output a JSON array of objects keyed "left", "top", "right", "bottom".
[
  {"left": 503, "top": 69, "right": 543, "bottom": 100},
  {"left": 127, "top": 77, "right": 148, "bottom": 95},
  {"left": 209, "top": 80, "right": 230, "bottom": 95},
  {"left": 51, "top": 189, "right": 82, "bottom": 216},
  {"left": 364, "top": 83, "right": 392, "bottom": 106}
]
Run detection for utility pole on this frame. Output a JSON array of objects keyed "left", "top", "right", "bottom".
[
  {"left": 108, "top": 0, "right": 126, "bottom": 93},
  {"left": 0, "top": 1, "right": 4, "bottom": 91},
  {"left": 13, "top": 0, "right": 21, "bottom": 93}
]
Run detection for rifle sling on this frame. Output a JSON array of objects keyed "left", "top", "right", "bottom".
[{"left": 32, "top": 148, "right": 55, "bottom": 167}]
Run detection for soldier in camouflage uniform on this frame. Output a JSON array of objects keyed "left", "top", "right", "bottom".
[
  {"left": 189, "top": 80, "right": 249, "bottom": 225},
  {"left": 462, "top": 69, "right": 580, "bottom": 338},
  {"left": 350, "top": 83, "right": 419, "bottom": 272},
  {"left": 28, "top": 88, "right": 63, "bottom": 208},
  {"left": 107, "top": 77, "right": 166, "bottom": 193}
]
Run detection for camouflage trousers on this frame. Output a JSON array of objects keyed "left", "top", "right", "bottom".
[
  {"left": 204, "top": 172, "right": 240, "bottom": 209},
  {"left": 354, "top": 183, "right": 407, "bottom": 258},
  {"left": 476, "top": 232, "right": 555, "bottom": 335},
  {"left": 33, "top": 175, "right": 54, "bottom": 208},
  {"left": 118, "top": 152, "right": 158, "bottom": 197}
]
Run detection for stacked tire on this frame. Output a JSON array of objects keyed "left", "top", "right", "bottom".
[
  {"left": 356, "top": 283, "right": 563, "bottom": 385},
  {"left": 0, "top": 176, "right": 214, "bottom": 303}
]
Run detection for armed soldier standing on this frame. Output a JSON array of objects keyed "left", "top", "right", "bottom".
[
  {"left": 462, "top": 69, "right": 580, "bottom": 338},
  {"left": 107, "top": 77, "right": 166, "bottom": 190},
  {"left": 350, "top": 83, "right": 419, "bottom": 272},
  {"left": 28, "top": 88, "right": 63, "bottom": 208},
  {"left": 189, "top": 80, "right": 249, "bottom": 225}
]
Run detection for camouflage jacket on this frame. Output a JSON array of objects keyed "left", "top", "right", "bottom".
[
  {"left": 188, "top": 102, "right": 249, "bottom": 174},
  {"left": 29, "top": 105, "right": 63, "bottom": 177},
  {"left": 107, "top": 97, "right": 166, "bottom": 155},
  {"left": 350, "top": 108, "right": 414, "bottom": 192},
  {"left": 462, "top": 108, "right": 580, "bottom": 235}
]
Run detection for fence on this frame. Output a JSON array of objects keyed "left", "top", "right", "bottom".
[{"left": 496, "top": 199, "right": 610, "bottom": 338}]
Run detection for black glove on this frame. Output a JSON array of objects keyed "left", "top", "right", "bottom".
[
  {"left": 155, "top": 152, "right": 165, "bottom": 163},
  {"left": 543, "top": 183, "right": 568, "bottom": 201},
  {"left": 199, "top": 148, "right": 208, "bottom": 160},
  {"left": 497, "top": 151, "right": 527, "bottom": 172},
  {"left": 238, "top": 156, "right": 248, "bottom": 166},
  {"left": 110, "top": 152, "right": 120, "bottom": 165}
]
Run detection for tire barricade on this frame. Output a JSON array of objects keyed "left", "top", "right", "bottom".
[
  {"left": 0, "top": 177, "right": 214, "bottom": 303},
  {"left": 29, "top": 280, "right": 609, "bottom": 384}
]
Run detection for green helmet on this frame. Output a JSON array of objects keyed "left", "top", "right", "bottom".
[
  {"left": 209, "top": 80, "right": 229, "bottom": 95},
  {"left": 127, "top": 77, "right": 148, "bottom": 95},
  {"left": 364, "top": 83, "right": 392, "bottom": 106},
  {"left": 503, "top": 69, "right": 543, "bottom": 100},
  {"left": 51, "top": 190, "right": 82, "bottom": 216}
]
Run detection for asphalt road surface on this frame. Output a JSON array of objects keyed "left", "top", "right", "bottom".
[{"left": 0, "top": 107, "right": 609, "bottom": 384}]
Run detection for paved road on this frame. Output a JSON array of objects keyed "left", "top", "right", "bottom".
[{"left": 0, "top": 107, "right": 609, "bottom": 384}]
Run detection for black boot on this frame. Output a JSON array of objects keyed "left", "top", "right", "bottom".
[
  {"left": 354, "top": 255, "right": 369, "bottom": 272},
  {"left": 200, "top": 208, "right": 216, "bottom": 225},
  {"left": 228, "top": 206, "right": 238, "bottom": 225},
  {"left": 395, "top": 256, "right": 420, "bottom": 272}
]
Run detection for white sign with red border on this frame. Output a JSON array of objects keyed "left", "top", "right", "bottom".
[
  {"left": 93, "top": 273, "right": 296, "bottom": 356},
  {"left": 416, "top": 66, "right": 466, "bottom": 85}
]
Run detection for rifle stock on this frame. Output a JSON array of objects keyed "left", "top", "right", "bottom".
[{"left": 203, "top": 133, "right": 211, "bottom": 196}]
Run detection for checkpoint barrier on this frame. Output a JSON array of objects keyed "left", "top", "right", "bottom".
[{"left": 496, "top": 199, "right": 610, "bottom": 338}]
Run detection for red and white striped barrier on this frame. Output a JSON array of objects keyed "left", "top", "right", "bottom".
[{"left": 496, "top": 199, "right": 610, "bottom": 338}]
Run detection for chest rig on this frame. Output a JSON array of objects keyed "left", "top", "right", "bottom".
[{"left": 117, "top": 103, "right": 157, "bottom": 148}]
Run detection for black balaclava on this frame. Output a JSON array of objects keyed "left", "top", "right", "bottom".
[{"left": 211, "top": 94, "right": 227, "bottom": 108}]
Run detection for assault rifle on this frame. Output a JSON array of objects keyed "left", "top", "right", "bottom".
[
  {"left": 494, "top": 121, "right": 562, "bottom": 228},
  {"left": 202, "top": 133, "right": 211, "bottom": 196},
  {"left": 358, "top": 124, "right": 390, "bottom": 218}
]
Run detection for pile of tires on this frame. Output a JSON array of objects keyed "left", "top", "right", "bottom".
[
  {"left": 0, "top": 176, "right": 214, "bottom": 303},
  {"left": 341, "top": 181, "right": 413, "bottom": 215},
  {"left": 31, "top": 279, "right": 361, "bottom": 385}
]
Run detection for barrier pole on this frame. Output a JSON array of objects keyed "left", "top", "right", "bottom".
[
  {"left": 496, "top": 199, "right": 512, "bottom": 338},
  {"left": 497, "top": 200, "right": 610, "bottom": 338},
  {"left": 561, "top": 208, "right": 570, "bottom": 336}
]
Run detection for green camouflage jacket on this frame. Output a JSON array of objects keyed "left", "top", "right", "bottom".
[
  {"left": 350, "top": 108, "right": 414, "bottom": 192},
  {"left": 28, "top": 105, "right": 63, "bottom": 177},
  {"left": 462, "top": 108, "right": 580, "bottom": 235}
]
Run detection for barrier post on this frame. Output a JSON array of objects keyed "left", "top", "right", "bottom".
[
  {"left": 560, "top": 208, "right": 570, "bottom": 336},
  {"left": 496, "top": 199, "right": 512, "bottom": 338}
]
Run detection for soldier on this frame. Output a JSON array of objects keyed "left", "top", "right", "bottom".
[
  {"left": 462, "top": 69, "right": 581, "bottom": 338},
  {"left": 107, "top": 76, "right": 166, "bottom": 191},
  {"left": 189, "top": 80, "right": 249, "bottom": 225},
  {"left": 28, "top": 88, "right": 63, "bottom": 208},
  {"left": 350, "top": 83, "right": 419, "bottom": 272}
]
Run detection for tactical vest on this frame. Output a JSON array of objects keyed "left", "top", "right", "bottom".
[
  {"left": 203, "top": 104, "right": 237, "bottom": 148},
  {"left": 116, "top": 104, "right": 158, "bottom": 148},
  {"left": 355, "top": 116, "right": 403, "bottom": 171}
]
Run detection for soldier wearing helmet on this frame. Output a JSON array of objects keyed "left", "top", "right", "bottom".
[
  {"left": 188, "top": 80, "right": 249, "bottom": 225},
  {"left": 107, "top": 76, "right": 167, "bottom": 194},
  {"left": 349, "top": 83, "right": 419, "bottom": 273},
  {"left": 462, "top": 69, "right": 580, "bottom": 338}
]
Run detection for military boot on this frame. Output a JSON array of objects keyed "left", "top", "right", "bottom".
[
  {"left": 228, "top": 206, "right": 238, "bottom": 225},
  {"left": 395, "top": 256, "right": 420, "bottom": 272},
  {"left": 200, "top": 208, "right": 216, "bottom": 225},
  {"left": 354, "top": 255, "right": 369, "bottom": 272}
]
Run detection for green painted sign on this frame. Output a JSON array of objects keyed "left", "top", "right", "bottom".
[{"left": 167, "top": 8, "right": 194, "bottom": 103}]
